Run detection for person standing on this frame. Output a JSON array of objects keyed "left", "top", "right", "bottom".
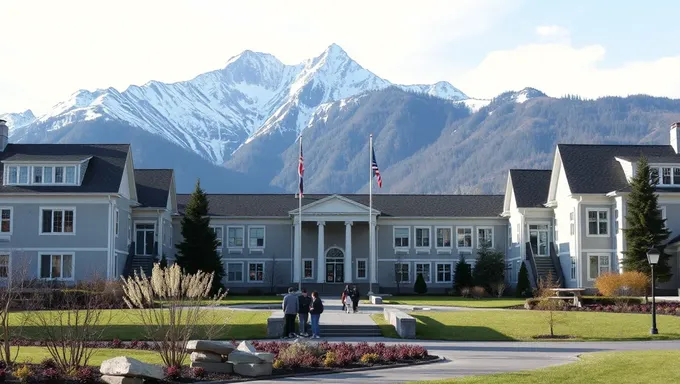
[
  {"left": 282, "top": 287, "right": 299, "bottom": 338},
  {"left": 341, "top": 285, "right": 350, "bottom": 311},
  {"left": 350, "top": 285, "right": 360, "bottom": 313},
  {"left": 297, "top": 288, "right": 311, "bottom": 337},
  {"left": 309, "top": 291, "right": 324, "bottom": 339}
]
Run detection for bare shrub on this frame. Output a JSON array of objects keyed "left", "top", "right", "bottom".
[
  {"left": 471, "top": 286, "right": 486, "bottom": 299},
  {"left": 0, "top": 258, "right": 33, "bottom": 366},
  {"left": 459, "top": 287, "right": 471, "bottom": 298},
  {"left": 121, "top": 263, "right": 227, "bottom": 368},
  {"left": 535, "top": 271, "right": 565, "bottom": 337},
  {"left": 491, "top": 282, "right": 506, "bottom": 298}
]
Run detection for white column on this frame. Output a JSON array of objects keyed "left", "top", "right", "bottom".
[
  {"left": 370, "top": 218, "right": 378, "bottom": 284},
  {"left": 344, "top": 221, "right": 353, "bottom": 283},
  {"left": 293, "top": 219, "right": 301, "bottom": 283},
  {"left": 316, "top": 221, "right": 325, "bottom": 283}
]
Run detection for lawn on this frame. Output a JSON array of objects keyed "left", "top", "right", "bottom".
[
  {"left": 218, "top": 295, "right": 281, "bottom": 306},
  {"left": 11, "top": 346, "right": 167, "bottom": 366},
  {"left": 375, "top": 297, "right": 525, "bottom": 308},
  {"left": 373, "top": 310, "right": 680, "bottom": 341},
  {"left": 370, "top": 313, "right": 401, "bottom": 338},
  {"left": 410, "top": 350, "right": 680, "bottom": 383},
  {"left": 10, "top": 309, "right": 271, "bottom": 341}
]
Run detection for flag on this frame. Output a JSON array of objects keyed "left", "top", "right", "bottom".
[
  {"left": 298, "top": 139, "right": 304, "bottom": 196},
  {"left": 371, "top": 146, "right": 382, "bottom": 188}
]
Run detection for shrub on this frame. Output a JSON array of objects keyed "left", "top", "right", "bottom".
[
  {"left": 491, "top": 282, "right": 506, "bottom": 298},
  {"left": 453, "top": 255, "right": 473, "bottom": 294},
  {"left": 472, "top": 242, "right": 505, "bottom": 291},
  {"left": 515, "top": 262, "right": 532, "bottom": 298},
  {"left": 165, "top": 366, "right": 181, "bottom": 380},
  {"left": 14, "top": 365, "right": 31, "bottom": 383},
  {"left": 595, "top": 272, "right": 649, "bottom": 297},
  {"left": 471, "top": 286, "right": 486, "bottom": 298},
  {"left": 40, "top": 358, "right": 57, "bottom": 370},
  {"left": 41, "top": 368, "right": 61, "bottom": 383},
  {"left": 414, "top": 273, "right": 428, "bottom": 294},
  {"left": 323, "top": 351, "right": 337, "bottom": 367},
  {"left": 459, "top": 287, "right": 471, "bottom": 298},
  {"left": 360, "top": 353, "right": 380, "bottom": 364},
  {"left": 73, "top": 367, "right": 97, "bottom": 384},
  {"left": 272, "top": 360, "right": 284, "bottom": 369},
  {"left": 0, "top": 368, "right": 5, "bottom": 382},
  {"left": 192, "top": 367, "right": 206, "bottom": 378}
]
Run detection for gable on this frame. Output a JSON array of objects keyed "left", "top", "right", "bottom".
[
  {"left": 118, "top": 150, "right": 138, "bottom": 201},
  {"left": 502, "top": 171, "right": 514, "bottom": 214},
  {"left": 290, "top": 195, "right": 377, "bottom": 215}
]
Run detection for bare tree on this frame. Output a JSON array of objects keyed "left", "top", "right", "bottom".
[
  {"left": 535, "top": 271, "right": 565, "bottom": 338},
  {"left": 0, "top": 254, "right": 32, "bottom": 366}
]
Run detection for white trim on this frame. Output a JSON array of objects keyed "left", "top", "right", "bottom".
[
  {"left": 39, "top": 206, "right": 76, "bottom": 235},
  {"left": 248, "top": 225, "right": 266, "bottom": 250},
  {"left": 134, "top": 221, "right": 156, "bottom": 256},
  {"left": 114, "top": 249, "right": 128, "bottom": 254},
  {"left": 247, "top": 261, "right": 265, "bottom": 283},
  {"left": 393, "top": 226, "right": 410, "bottom": 250},
  {"left": 582, "top": 249, "right": 617, "bottom": 252},
  {"left": 127, "top": 213, "right": 132, "bottom": 245},
  {"left": 456, "top": 226, "right": 473, "bottom": 249},
  {"left": 585, "top": 208, "right": 611, "bottom": 237},
  {"left": 0, "top": 247, "right": 106, "bottom": 252},
  {"left": 114, "top": 208, "right": 119, "bottom": 237},
  {"left": 586, "top": 252, "right": 611, "bottom": 281},
  {"left": 414, "top": 226, "right": 432, "bottom": 252},
  {"left": 435, "top": 262, "right": 453, "bottom": 283},
  {"left": 209, "top": 225, "right": 224, "bottom": 255},
  {"left": 0, "top": 206, "right": 13, "bottom": 235},
  {"left": 435, "top": 225, "right": 453, "bottom": 250},
  {"left": 5, "top": 164, "right": 81, "bottom": 186},
  {"left": 414, "top": 261, "right": 431, "bottom": 283},
  {"left": 302, "top": 258, "right": 314, "bottom": 280},
  {"left": 38, "top": 252, "right": 75, "bottom": 281},
  {"left": 226, "top": 225, "right": 245, "bottom": 249},
  {"left": 356, "top": 258, "right": 368, "bottom": 280},
  {"left": 476, "top": 226, "right": 494, "bottom": 248},
  {"left": 224, "top": 260, "right": 244, "bottom": 283},
  {"left": 380, "top": 258, "right": 466, "bottom": 262}
]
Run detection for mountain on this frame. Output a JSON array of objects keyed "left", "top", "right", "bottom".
[{"left": 0, "top": 110, "right": 35, "bottom": 130}]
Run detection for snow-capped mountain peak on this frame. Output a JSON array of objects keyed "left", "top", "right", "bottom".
[{"left": 0, "top": 109, "right": 36, "bottom": 131}]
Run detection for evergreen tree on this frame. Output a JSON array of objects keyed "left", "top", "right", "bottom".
[
  {"left": 175, "top": 179, "right": 225, "bottom": 294},
  {"left": 453, "top": 254, "right": 473, "bottom": 293},
  {"left": 159, "top": 254, "right": 168, "bottom": 269},
  {"left": 473, "top": 241, "right": 506, "bottom": 291},
  {"left": 622, "top": 156, "right": 672, "bottom": 281},
  {"left": 515, "top": 262, "right": 531, "bottom": 298},
  {"left": 414, "top": 273, "right": 428, "bottom": 294}
]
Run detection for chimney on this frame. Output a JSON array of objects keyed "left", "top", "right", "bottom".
[
  {"left": 672, "top": 122, "right": 680, "bottom": 154},
  {"left": 0, "top": 119, "right": 7, "bottom": 152}
]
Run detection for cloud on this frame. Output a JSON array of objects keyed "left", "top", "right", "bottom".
[
  {"left": 535, "top": 25, "right": 570, "bottom": 42},
  {"left": 456, "top": 27, "right": 680, "bottom": 99}
]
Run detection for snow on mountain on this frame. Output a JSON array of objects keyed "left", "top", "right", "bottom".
[
  {"left": 9, "top": 43, "right": 476, "bottom": 165},
  {"left": 0, "top": 109, "right": 36, "bottom": 131}
]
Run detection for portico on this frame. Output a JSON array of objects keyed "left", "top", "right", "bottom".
[{"left": 290, "top": 195, "right": 379, "bottom": 286}]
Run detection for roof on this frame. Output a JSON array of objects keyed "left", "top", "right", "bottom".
[
  {"left": 0, "top": 144, "right": 129, "bottom": 194},
  {"left": 1, "top": 154, "right": 93, "bottom": 162},
  {"left": 134, "top": 169, "right": 173, "bottom": 208},
  {"left": 177, "top": 194, "right": 505, "bottom": 218},
  {"left": 558, "top": 144, "right": 677, "bottom": 194},
  {"left": 509, "top": 169, "right": 552, "bottom": 208},
  {"left": 617, "top": 155, "right": 680, "bottom": 164}
]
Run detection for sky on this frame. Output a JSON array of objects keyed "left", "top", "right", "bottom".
[{"left": 2, "top": 0, "right": 680, "bottom": 115}]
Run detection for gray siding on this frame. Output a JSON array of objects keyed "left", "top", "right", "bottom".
[{"left": 8, "top": 250, "right": 108, "bottom": 282}]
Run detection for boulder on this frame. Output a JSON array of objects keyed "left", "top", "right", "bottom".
[
  {"left": 253, "top": 352, "right": 275, "bottom": 363},
  {"left": 227, "top": 350, "right": 264, "bottom": 364},
  {"left": 100, "top": 376, "right": 144, "bottom": 384},
  {"left": 186, "top": 340, "right": 235, "bottom": 355},
  {"left": 237, "top": 340, "right": 257, "bottom": 353},
  {"left": 190, "top": 351, "right": 223, "bottom": 363},
  {"left": 233, "top": 362, "right": 273, "bottom": 377},
  {"left": 100, "top": 357, "right": 164, "bottom": 380},
  {"left": 190, "top": 361, "right": 234, "bottom": 373}
]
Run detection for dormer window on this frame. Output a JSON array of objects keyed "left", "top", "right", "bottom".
[
  {"left": 649, "top": 166, "right": 680, "bottom": 186},
  {"left": 4, "top": 164, "right": 79, "bottom": 186}
]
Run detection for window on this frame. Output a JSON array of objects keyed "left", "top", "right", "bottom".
[
  {"left": 457, "top": 227, "right": 472, "bottom": 248},
  {"left": 135, "top": 223, "right": 155, "bottom": 256},
  {"left": 436, "top": 263, "right": 452, "bottom": 283},
  {"left": 127, "top": 214, "right": 132, "bottom": 245},
  {"left": 248, "top": 226, "right": 265, "bottom": 248},
  {"left": 570, "top": 256, "right": 577, "bottom": 280},
  {"left": 395, "top": 263, "right": 410, "bottom": 283},
  {"left": 477, "top": 227, "right": 494, "bottom": 248},
  {"left": 7, "top": 165, "right": 78, "bottom": 185},
  {"left": 649, "top": 166, "right": 680, "bottom": 186},
  {"left": 210, "top": 226, "right": 223, "bottom": 253},
  {"left": 227, "top": 262, "right": 243, "bottom": 282},
  {"left": 41, "top": 208, "right": 75, "bottom": 234},
  {"left": 436, "top": 227, "right": 452, "bottom": 248},
  {"left": 7, "top": 166, "right": 17, "bottom": 184},
  {"left": 529, "top": 224, "right": 549, "bottom": 256},
  {"left": 415, "top": 262, "right": 430, "bottom": 283},
  {"left": 0, "top": 254, "right": 8, "bottom": 278},
  {"left": 227, "top": 226, "right": 244, "bottom": 248},
  {"left": 394, "top": 227, "right": 410, "bottom": 248},
  {"left": 114, "top": 209, "right": 119, "bottom": 237},
  {"left": 415, "top": 227, "right": 430, "bottom": 248},
  {"left": 356, "top": 259, "right": 367, "bottom": 279},
  {"left": 18, "top": 166, "right": 28, "bottom": 184},
  {"left": 587, "top": 209, "right": 609, "bottom": 236},
  {"left": 588, "top": 254, "right": 610, "bottom": 280},
  {"left": 507, "top": 225, "right": 512, "bottom": 249},
  {"left": 33, "top": 166, "right": 43, "bottom": 183},
  {"left": 303, "top": 259, "right": 314, "bottom": 279},
  {"left": 661, "top": 206, "right": 667, "bottom": 229},
  {"left": 0, "top": 208, "right": 11, "bottom": 233},
  {"left": 39, "top": 253, "right": 74, "bottom": 280},
  {"left": 248, "top": 262, "right": 264, "bottom": 282},
  {"left": 569, "top": 211, "right": 575, "bottom": 235}
]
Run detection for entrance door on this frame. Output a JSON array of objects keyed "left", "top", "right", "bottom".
[
  {"left": 135, "top": 223, "right": 155, "bottom": 256},
  {"left": 529, "top": 224, "right": 549, "bottom": 256},
  {"left": 325, "top": 248, "right": 344, "bottom": 283}
]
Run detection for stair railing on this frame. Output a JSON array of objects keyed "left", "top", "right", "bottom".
[
  {"left": 549, "top": 242, "right": 566, "bottom": 288},
  {"left": 122, "top": 241, "right": 136, "bottom": 277},
  {"left": 524, "top": 242, "right": 539, "bottom": 289}
]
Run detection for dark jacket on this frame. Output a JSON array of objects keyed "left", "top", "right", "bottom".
[
  {"left": 350, "top": 289, "right": 360, "bottom": 303},
  {"left": 298, "top": 295, "right": 312, "bottom": 314},
  {"left": 310, "top": 297, "right": 324, "bottom": 315}
]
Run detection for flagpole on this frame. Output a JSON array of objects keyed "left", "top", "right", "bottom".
[
  {"left": 298, "top": 134, "right": 303, "bottom": 293},
  {"left": 368, "top": 134, "right": 374, "bottom": 295}
]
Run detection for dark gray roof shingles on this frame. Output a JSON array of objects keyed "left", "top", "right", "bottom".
[
  {"left": 558, "top": 144, "right": 678, "bottom": 194},
  {"left": 134, "top": 169, "right": 173, "bottom": 208},
  {"left": 177, "top": 194, "right": 505, "bottom": 218},
  {"left": 0, "top": 144, "right": 129, "bottom": 194},
  {"left": 509, "top": 169, "right": 552, "bottom": 208}
]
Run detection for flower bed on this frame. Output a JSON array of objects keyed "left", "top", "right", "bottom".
[
  {"left": 525, "top": 298, "right": 680, "bottom": 316},
  {"left": 0, "top": 341, "right": 436, "bottom": 383}
]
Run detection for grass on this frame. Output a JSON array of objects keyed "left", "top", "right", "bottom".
[
  {"left": 410, "top": 350, "right": 680, "bottom": 383},
  {"left": 10, "top": 309, "right": 271, "bottom": 340},
  {"left": 11, "top": 346, "right": 167, "bottom": 366},
  {"left": 370, "top": 314, "right": 401, "bottom": 338},
  {"left": 374, "top": 296, "right": 525, "bottom": 308},
  {"left": 160, "top": 295, "right": 282, "bottom": 307},
  {"left": 410, "top": 310, "right": 680, "bottom": 341}
]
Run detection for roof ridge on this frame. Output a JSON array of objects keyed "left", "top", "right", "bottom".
[
  {"left": 558, "top": 143, "right": 671, "bottom": 148},
  {"left": 179, "top": 193, "right": 506, "bottom": 197}
]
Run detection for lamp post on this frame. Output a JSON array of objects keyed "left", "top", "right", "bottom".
[{"left": 646, "top": 247, "right": 660, "bottom": 335}]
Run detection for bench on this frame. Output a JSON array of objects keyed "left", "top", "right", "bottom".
[
  {"left": 369, "top": 295, "right": 383, "bottom": 304},
  {"left": 267, "top": 312, "right": 285, "bottom": 338},
  {"left": 549, "top": 288, "right": 585, "bottom": 307},
  {"left": 383, "top": 308, "right": 416, "bottom": 339}
]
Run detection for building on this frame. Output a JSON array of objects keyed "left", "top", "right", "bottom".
[{"left": 1, "top": 117, "right": 679, "bottom": 294}]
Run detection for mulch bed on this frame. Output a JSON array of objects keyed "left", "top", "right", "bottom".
[{"left": 531, "top": 335, "right": 575, "bottom": 340}]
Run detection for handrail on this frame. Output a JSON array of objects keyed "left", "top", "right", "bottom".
[
  {"left": 524, "top": 242, "right": 539, "bottom": 289},
  {"left": 122, "top": 241, "right": 136, "bottom": 278},
  {"left": 549, "top": 242, "right": 566, "bottom": 288}
]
